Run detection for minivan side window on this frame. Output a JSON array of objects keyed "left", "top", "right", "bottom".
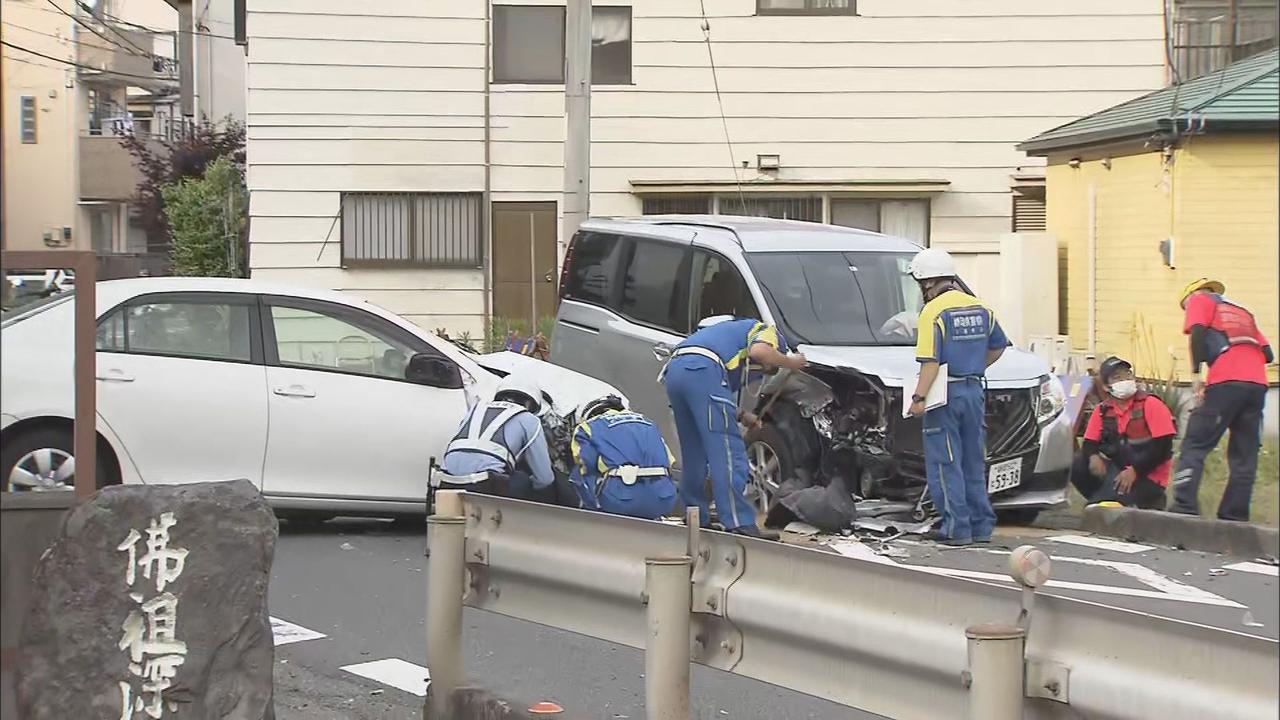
[
  {"left": 618, "top": 239, "right": 690, "bottom": 333},
  {"left": 690, "top": 250, "right": 759, "bottom": 325},
  {"left": 564, "top": 232, "right": 626, "bottom": 306}
]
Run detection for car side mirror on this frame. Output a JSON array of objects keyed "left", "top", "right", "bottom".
[{"left": 405, "top": 353, "right": 463, "bottom": 389}]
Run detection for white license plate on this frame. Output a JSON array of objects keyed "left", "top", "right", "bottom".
[{"left": 987, "top": 458, "right": 1022, "bottom": 494}]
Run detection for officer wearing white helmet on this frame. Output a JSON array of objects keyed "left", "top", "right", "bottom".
[
  {"left": 438, "top": 373, "right": 559, "bottom": 502},
  {"left": 905, "top": 247, "right": 1011, "bottom": 546}
]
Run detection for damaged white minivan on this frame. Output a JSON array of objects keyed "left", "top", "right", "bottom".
[{"left": 552, "top": 216, "right": 1074, "bottom": 525}]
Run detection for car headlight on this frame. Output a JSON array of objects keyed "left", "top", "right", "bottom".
[{"left": 1037, "top": 374, "right": 1066, "bottom": 424}]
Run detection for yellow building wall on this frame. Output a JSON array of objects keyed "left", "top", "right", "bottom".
[{"left": 1048, "top": 134, "right": 1279, "bottom": 383}]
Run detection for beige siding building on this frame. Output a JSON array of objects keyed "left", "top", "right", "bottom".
[{"left": 244, "top": 0, "right": 1172, "bottom": 338}]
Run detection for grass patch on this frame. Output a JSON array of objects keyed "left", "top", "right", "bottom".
[{"left": 1066, "top": 438, "right": 1279, "bottom": 527}]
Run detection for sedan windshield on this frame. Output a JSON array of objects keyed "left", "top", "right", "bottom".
[{"left": 746, "top": 251, "right": 924, "bottom": 346}]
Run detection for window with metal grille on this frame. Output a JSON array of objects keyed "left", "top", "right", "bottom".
[
  {"left": 641, "top": 196, "right": 712, "bottom": 215},
  {"left": 758, "top": 0, "right": 857, "bottom": 15},
  {"left": 1012, "top": 189, "right": 1047, "bottom": 232},
  {"left": 341, "top": 192, "right": 482, "bottom": 268},
  {"left": 720, "top": 195, "right": 823, "bottom": 223},
  {"left": 20, "top": 96, "right": 37, "bottom": 144}
]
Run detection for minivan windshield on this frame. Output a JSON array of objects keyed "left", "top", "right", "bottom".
[{"left": 746, "top": 251, "right": 924, "bottom": 346}]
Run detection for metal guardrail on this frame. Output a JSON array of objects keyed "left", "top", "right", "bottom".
[{"left": 428, "top": 492, "right": 1279, "bottom": 719}]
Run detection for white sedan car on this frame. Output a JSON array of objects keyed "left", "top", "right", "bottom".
[{"left": 0, "top": 278, "right": 622, "bottom": 516}]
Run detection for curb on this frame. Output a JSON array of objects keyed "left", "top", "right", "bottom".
[{"left": 1081, "top": 506, "right": 1280, "bottom": 558}]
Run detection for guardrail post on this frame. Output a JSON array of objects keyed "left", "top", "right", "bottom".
[
  {"left": 645, "top": 556, "right": 692, "bottom": 720},
  {"left": 425, "top": 511, "right": 466, "bottom": 719},
  {"left": 965, "top": 623, "right": 1026, "bottom": 720},
  {"left": 434, "top": 488, "right": 464, "bottom": 518}
]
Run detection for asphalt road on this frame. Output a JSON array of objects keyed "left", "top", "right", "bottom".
[{"left": 267, "top": 517, "right": 1277, "bottom": 719}]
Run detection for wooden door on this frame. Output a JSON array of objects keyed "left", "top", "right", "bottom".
[{"left": 492, "top": 202, "right": 558, "bottom": 328}]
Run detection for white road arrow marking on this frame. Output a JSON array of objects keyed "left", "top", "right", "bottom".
[
  {"left": 1224, "top": 561, "right": 1280, "bottom": 577},
  {"left": 1047, "top": 535, "right": 1154, "bottom": 554}
]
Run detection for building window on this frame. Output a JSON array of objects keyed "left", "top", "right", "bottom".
[
  {"left": 341, "top": 192, "right": 482, "bottom": 268},
  {"left": 757, "top": 0, "right": 857, "bottom": 15},
  {"left": 20, "top": 96, "right": 37, "bottom": 144},
  {"left": 1173, "top": 0, "right": 1278, "bottom": 80},
  {"left": 830, "top": 199, "right": 929, "bottom": 245},
  {"left": 720, "top": 195, "right": 823, "bottom": 222},
  {"left": 493, "top": 5, "right": 632, "bottom": 84},
  {"left": 1012, "top": 188, "right": 1046, "bottom": 232},
  {"left": 641, "top": 196, "right": 713, "bottom": 215}
]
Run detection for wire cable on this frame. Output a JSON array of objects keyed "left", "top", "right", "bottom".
[
  {"left": 75, "top": 0, "right": 150, "bottom": 57},
  {"left": 697, "top": 0, "right": 747, "bottom": 212},
  {"left": 1, "top": 39, "right": 166, "bottom": 82},
  {"left": 43, "top": 0, "right": 153, "bottom": 59}
]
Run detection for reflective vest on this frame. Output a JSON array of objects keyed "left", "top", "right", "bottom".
[
  {"left": 1206, "top": 295, "right": 1262, "bottom": 361},
  {"left": 444, "top": 401, "right": 527, "bottom": 472},
  {"left": 1099, "top": 392, "right": 1152, "bottom": 443}
]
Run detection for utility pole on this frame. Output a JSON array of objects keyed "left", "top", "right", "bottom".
[{"left": 562, "top": 0, "right": 592, "bottom": 253}]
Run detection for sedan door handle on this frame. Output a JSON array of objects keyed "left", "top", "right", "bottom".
[
  {"left": 96, "top": 369, "right": 135, "bottom": 383},
  {"left": 273, "top": 385, "right": 316, "bottom": 398},
  {"left": 652, "top": 343, "right": 673, "bottom": 361}
]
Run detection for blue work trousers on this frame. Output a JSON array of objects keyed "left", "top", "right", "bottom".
[
  {"left": 922, "top": 380, "right": 996, "bottom": 542},
  {"left": 664, "top": 357, "right": 756, "bottom": 530},
  {"left": 594, "top": 475, "right": 678, "bottom": 520}
]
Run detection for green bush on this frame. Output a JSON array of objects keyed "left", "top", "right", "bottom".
[{"left": 160, "top": 156, "right": 247, "bottom": 277}]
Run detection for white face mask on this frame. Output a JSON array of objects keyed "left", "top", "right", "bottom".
[{"left": 1109, "top": 379, "right": 1138, "bottom": 400}]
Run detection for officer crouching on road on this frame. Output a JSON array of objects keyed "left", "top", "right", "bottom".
[
  {"left": 569, "top": 395, "right": 679, "bottom": 520},
  {"left": 436, "top": 373, "right": 574, "bottom": 505},
  {"left": 1071, "top": 357, "right": 1177, "bottom": 510}
]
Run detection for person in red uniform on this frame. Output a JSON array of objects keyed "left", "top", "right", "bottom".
[
  {"left": 1072, "top": 357, "right": 1177, "bottom": 509},
  {"left": 1170, "top": 278, "right": 1274, "bottom": 521}
]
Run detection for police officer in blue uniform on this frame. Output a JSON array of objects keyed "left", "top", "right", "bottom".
[
  {"left": 570, "top": 395, "right": 679, "bottom": 520},
  {"left": 662, "top": 316, "right": 806, "bottom": 538},
  {"left": 906, "top": 248, "right": 1010, "bottom": 546}
]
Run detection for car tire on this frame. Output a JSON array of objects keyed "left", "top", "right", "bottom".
[
  {"left": 1, "top": 426, "right": 109, "bottom": 492},
  {"left": 997, "top": 508, "right": 1041, "bottom": 526},
  {"left": 744, "top": 423, "right": 796, "bottom": 517}
]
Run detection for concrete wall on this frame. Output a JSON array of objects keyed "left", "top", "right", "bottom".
[
  {"left": 244, "top": 0, "right": 1169, "bottom": 338},
  {"left": 1048, "top": 134, "right": 1279, "bottom": 389}
]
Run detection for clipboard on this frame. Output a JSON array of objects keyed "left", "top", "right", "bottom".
[{"left": 903, "top": 363, "right": 948, "bottom": 418}]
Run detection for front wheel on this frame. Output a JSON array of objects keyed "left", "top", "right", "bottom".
[{"left": 743, "top": 423, "right": 796, "bottom": 518}]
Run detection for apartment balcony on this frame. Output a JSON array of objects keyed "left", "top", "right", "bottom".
[
  {"left": 75, "top": 17, "right": 178, "bottom": 91},
  {"left": 79, "top": 133, "right": 157, "bottom": 202}
]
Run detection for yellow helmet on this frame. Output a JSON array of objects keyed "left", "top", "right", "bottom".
[{"left": 1179, "top": 277, "right": 1225, "bottom": 305}]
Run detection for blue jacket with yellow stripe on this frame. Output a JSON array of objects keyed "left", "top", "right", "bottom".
[
  {"left": 570, "top": 410, "right": 675, "bottom": 510},
  {"left": 674, "top": 318, "right": 787, "bottom": 392}
]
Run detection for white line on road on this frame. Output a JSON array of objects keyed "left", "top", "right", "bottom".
[
  {"left": 341, "top": 658, "right": 431, "bottom": 697},
  {"left": 1224, "top": 561, "right": 1280, "bottom": 577},
  {"left": 1048, "top": 535, "right": 1154, "bottom": 554},
  {"left": 270, "top": 617, "right": 327, "bottom": 646},
  {"left": 826, "top": 541, "right": 1244, "bottom": 608}
]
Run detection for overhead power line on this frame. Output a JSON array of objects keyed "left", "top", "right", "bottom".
[
  {"left": 1, "top": 38, "right": 169, "bottom": 83},
  {"left": 75, "top": 0, "right": 151, "bottom": 57},
  {"left": 43, "top": 0, "right": 155, "bottom": 60}
]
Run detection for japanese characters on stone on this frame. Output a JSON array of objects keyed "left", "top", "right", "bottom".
[{"left": 116, "top": 512, "right": 189, "bottom": 719}]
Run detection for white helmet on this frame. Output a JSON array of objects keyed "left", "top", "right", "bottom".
[
  {"left": 575, "top": 394, "right": 626, "bottom": 427},
  {"left": 494, "top": 374, "right": 545, "bottom": 415},
  {"left": 906, "top": 247, "right": 956, "bottom": 281}
]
